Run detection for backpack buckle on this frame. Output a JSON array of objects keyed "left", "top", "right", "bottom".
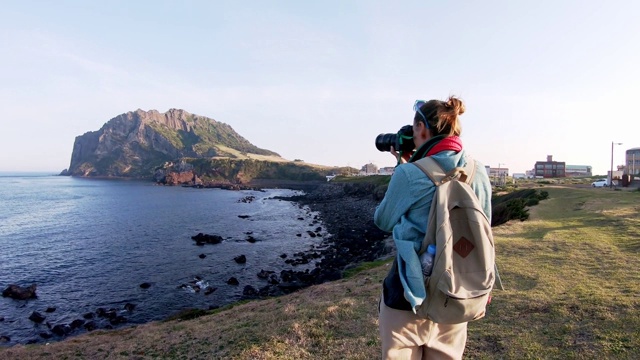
[{"left": 442, "top": 168, "right": 468, "bottom": 184}]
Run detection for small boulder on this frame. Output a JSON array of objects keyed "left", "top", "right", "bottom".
[
  {"left": 227, "top": 277, "right": 239, "bottom": 285},
  {"left": 109, "top": 316, "right": 127, "bottom": 325},
  {"left": 199, "top": 253, "right": 207, "bottom": 259},
  {"left": 84, "top": 321, "right": 97, "bottom": 331},
  {"left": 242, "top": 285, "right": 258, "bottom": 297},
  {"left": 124, "top": 303, "right": 137, "bottom": 312},
  {"left": 82, "top": 312, "right": 94, "bottom": 319},
  {"left": 29, "top": 311, "right": 46, "bottom": 323},
  {"left": 268, "top": 273, "right": 280, "bottom": 285},
  {"left": 39, "top": 332, "right": 52, "bottom": 339},
  {"left": 2, "top": 284, "right": 37, "bottom": 300},
  {"left": 140, "top": 282, "right": 152, "bottom": 289},
  {"left": 257, "top": 269, "right": 275, "bottom": 279},
  {"left": 70, "top": 319, "right": 85, "bottom": 329},
  {"left": 105, "top": 309, "right": 118, "bottom": 320},
  {"left": 204, "top": 287, "right": 217, "bottom": 295},
  {"left": 45, "top": 307, "right": 56, "bottom": 313},
  {"left": 191, "top": 233, "right": 223, "bottom": 244},
  {"left": 0, "top": 335, "right": 10, "bottom": 343},
  {"left": 238, "top": 215, "right": 250, "bottom": 219},
  {"left": 234, "top": 255, "right": 247, "bottom": 264},
  {"left": 51, "top": 324, "right": 71, "bottom": 336}
]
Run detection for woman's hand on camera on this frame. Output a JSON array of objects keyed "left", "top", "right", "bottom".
[{"left": 390, "top": 146, "right": 411, "bottom": 164}]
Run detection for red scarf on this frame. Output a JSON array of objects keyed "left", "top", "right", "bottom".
[{"left": 426, "top": 136, "right": 463, "bottom": 156}]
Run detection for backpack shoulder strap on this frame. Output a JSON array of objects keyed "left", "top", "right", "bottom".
[
  {"left": 413, "top": 156, "right": 478, "bottom": 186},
  {"left": 413, "top": 157, "right": 446, "bottom": 185},
  {"left": 461, "top": 157, "right": 477, "bottom": 185}
]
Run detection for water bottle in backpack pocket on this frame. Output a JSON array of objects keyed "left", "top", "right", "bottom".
[{"left": 419, "top": 244, "right": 437, "bottom": 277}]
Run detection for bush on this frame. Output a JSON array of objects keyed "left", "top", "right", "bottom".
[
  {"left": 526, "top": 197, "right": 540, "bottom": 206},
  {"left": 492, "top": 198, "right": 530, "bottom": 226},
  {"left": 491, "top": 189, "right": 548, "bottom": 227}
]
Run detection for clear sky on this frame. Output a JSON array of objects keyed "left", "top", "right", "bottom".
[{"left": 1, "top": 0, "right": 639, "bottom": 175}]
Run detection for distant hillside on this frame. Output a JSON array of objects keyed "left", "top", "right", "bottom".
[{"left": 65, "top": 109, "right": 286, "bottom": 178}]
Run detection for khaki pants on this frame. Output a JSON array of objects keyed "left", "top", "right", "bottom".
[{"left": 379, "top": 299, "right": 468, "bottom": 360}]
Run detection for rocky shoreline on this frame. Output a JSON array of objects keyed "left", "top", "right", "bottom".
[
  {"left": 0, "top": 180, "right": 392, "bottom": 346},
  {"left": 235, "top": 181, "right": 392, "bottom": 300}
]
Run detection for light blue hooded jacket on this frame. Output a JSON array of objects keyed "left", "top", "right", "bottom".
[{"left": 374, "top": 149, "right": 492, "bottom": 313}]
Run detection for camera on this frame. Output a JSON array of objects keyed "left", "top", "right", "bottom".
[{"left": 375, "top": 125, "right": 415, "bottom": 153}]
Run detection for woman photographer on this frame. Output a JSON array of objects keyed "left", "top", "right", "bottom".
[{"left": 374, "top": 96, "right": 492, "bottom": 359}]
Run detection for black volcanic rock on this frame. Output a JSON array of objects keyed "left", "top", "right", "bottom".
[
  {"left": 51, "top": 324, "right": 72, "bottom": 336},
  {"left": 28, "top": 311, "right": 45, "bottom": 323},
  {"left": 191, "top": 233, "right": 223, "bottom": 245},
  {"left": 84, "top": 321, "right": 97, "bottom": 331},
  {"left": 242, "top": 285, "right": 258, "bottom": 297},
  {"left": 2, "top": 284, "right": 37, "bottom": 300}
]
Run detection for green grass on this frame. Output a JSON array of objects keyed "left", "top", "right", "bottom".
[
  {"left": 2, "top": 186, "right": 639, "bottom": 359},
  {"left": 343, "top": 259, "right": 389, "bottom": 278},
  {"left": 333, "top": 174, "right": 391, "bottom": 186}
]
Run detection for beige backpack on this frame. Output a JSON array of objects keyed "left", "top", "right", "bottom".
[{"left": 413, "top": 157, "right": 495, "bottom": 324}]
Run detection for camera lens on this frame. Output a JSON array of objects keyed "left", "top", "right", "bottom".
[{"left": 375, "top": 133, "right": 397, "bottom": 152}]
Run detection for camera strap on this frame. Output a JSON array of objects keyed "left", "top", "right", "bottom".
[{"left": 408, "top": 135, "right": 448, "bottom": 162}]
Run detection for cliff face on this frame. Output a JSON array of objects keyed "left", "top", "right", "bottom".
[{"left": 67, "top": 109, "right": 280, "bottom": 178}]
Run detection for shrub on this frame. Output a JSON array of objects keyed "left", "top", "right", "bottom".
[
  {"left": 491, "top": 189, "right": 547, "bottom": 227},
  {"left": 526, "top": 197, "right": 540, "bottom": 206},
  {"left": 492, "top": 198, "right": 530, "bottom": 226}
]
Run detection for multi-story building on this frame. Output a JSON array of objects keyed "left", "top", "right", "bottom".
[
  {"left": 534, "top": 155, "right": 566, "bottom": 178},
  {"left": 565, "top": 165, "right": 592, "bottom": 177},
  {"left": 488, "top": 167, "right": 509, "bottom": 177},
  {"left": 626, "top": 147, "right": 640, "bottom": 176},
  {"left": 360, "top": 163, "right": 378, "bottom": 175}
]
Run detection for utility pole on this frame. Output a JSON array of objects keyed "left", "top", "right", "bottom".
[
  {"left": 611, "top": 142, "right": 622, "bottom": 188},
  {"left": 497, "top": 163, "right": 507, "bottom": 186}
]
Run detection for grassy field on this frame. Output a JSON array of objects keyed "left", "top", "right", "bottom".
[{"left": 2, "top": 186, "right": 639, "bottom": 359}]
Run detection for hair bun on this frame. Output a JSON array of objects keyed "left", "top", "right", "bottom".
[{"left": 446, "top": 96, "right": 465, "bottom": 116}]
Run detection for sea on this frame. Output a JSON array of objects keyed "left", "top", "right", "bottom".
[{"left": 0, "top": 172, "right": 325, "bottom": 345}]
